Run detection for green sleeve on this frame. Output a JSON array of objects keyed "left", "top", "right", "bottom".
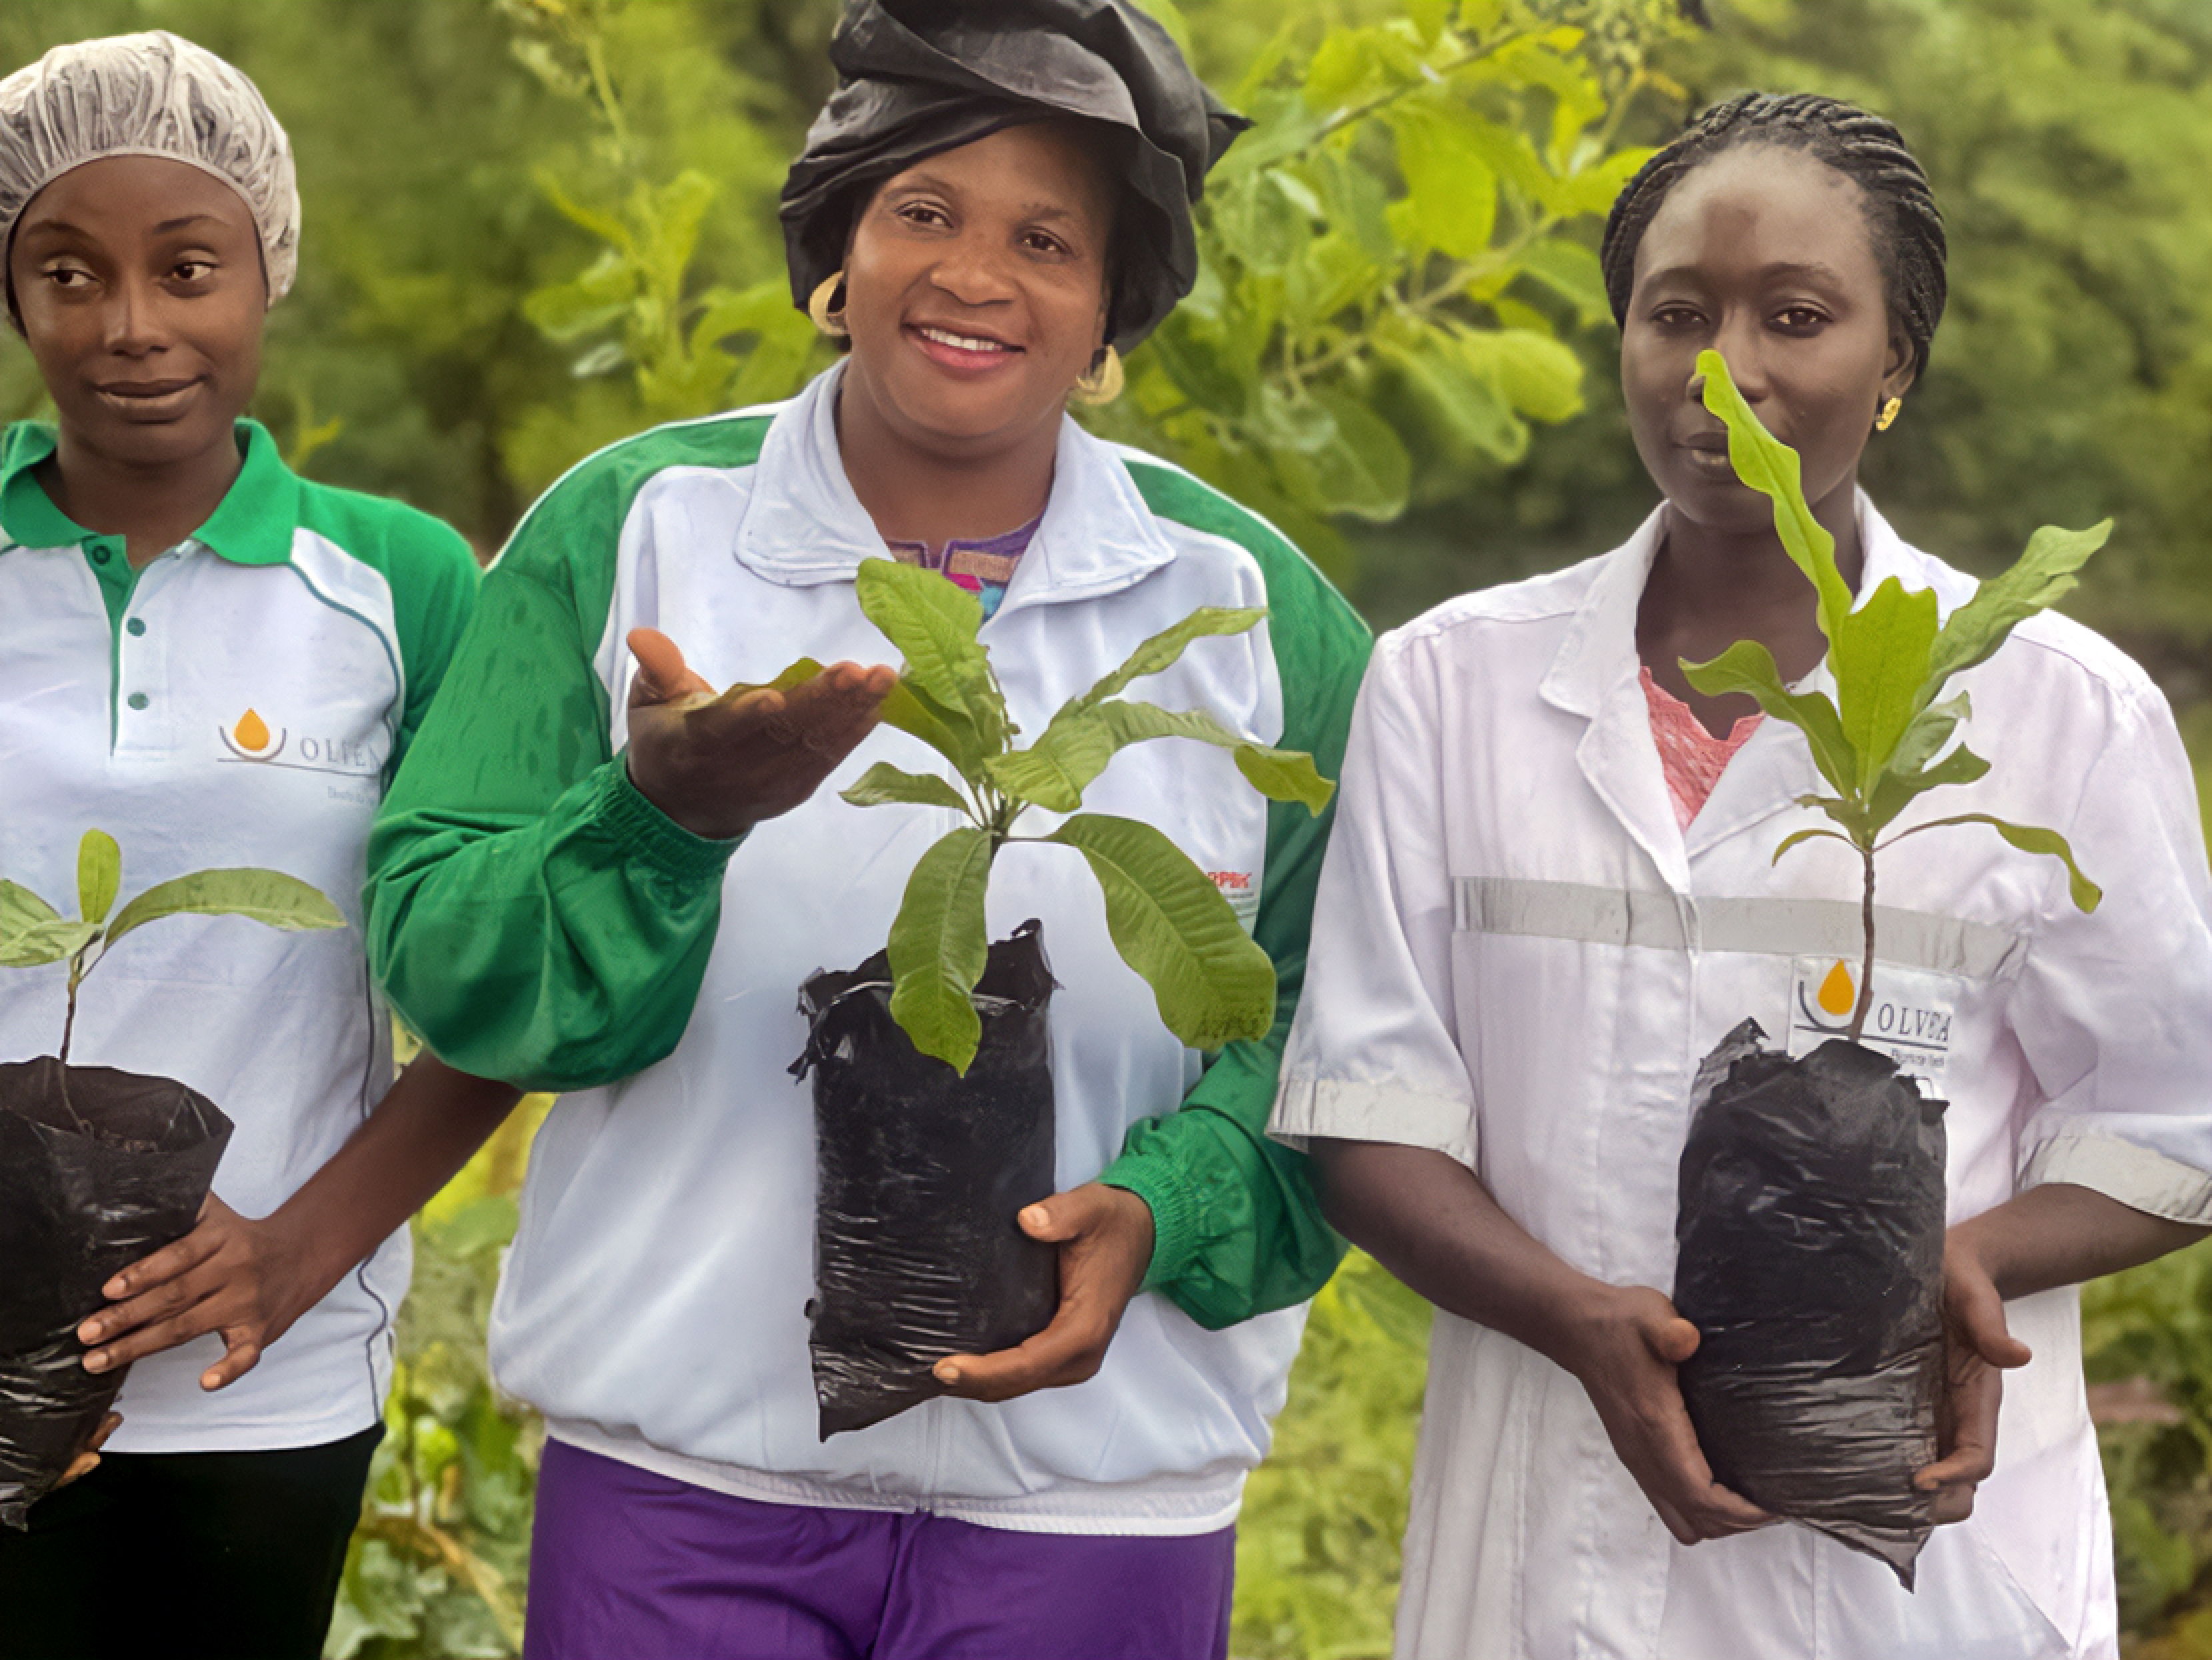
[
  {"left": 291, "top": 483, "right": 483, "bottom": 771},
  {"left": 1098, "top": 465, "right": 1373, "bottom": 1330},
  {"left": 363, "top": 421, "right": 766, "bottom": 1091},
  {"left": 388, "top": 519, "right": 481, "bottom": 765}
]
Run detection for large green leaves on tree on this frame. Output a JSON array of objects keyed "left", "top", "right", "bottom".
[{"left": 1092, "top": 0, "right": 1694, "bottom": 571}]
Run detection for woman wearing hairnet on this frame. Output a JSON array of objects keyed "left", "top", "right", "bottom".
[
  {"left": 0, "top": 33, "right": 520, "bottom": 1660},
  {"left": 366, "top": 2, "right": 1370, "bottom": 1655}
]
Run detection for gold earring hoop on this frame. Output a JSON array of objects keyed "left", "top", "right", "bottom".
[
  {"left": 1069, "top": 344, "right": 1124, "bottom": 407},
  {"left": 807, "top": 272, "right": 849, "bottom": 338},
  {"left": 1875, "top": 396, "right": 1903, "bottom": 432}
]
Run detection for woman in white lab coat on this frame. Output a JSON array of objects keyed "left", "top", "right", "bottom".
[{"left": 1272, "top": 92, "right": 2212, "bottom": 1659}]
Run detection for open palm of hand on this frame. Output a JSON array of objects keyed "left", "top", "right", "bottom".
[{"left": 623, "top": 628, "right": 897, "bottom": 841}]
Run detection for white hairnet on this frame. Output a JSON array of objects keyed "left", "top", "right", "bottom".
[{"left": 0, "top": 31, "right": 299, "bottom": 305}]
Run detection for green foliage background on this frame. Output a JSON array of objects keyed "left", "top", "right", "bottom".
[{"left": 3, "top": 1, "right": 2211, "bottom": 1655}]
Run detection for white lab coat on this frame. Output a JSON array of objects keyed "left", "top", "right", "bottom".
[{"left": 1272, "top": 498, "right": 2212, "bottom": 1659}]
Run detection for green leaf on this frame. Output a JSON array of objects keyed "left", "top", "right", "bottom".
[
  {"left": 1679, "top": 640, "right": 1859, "bottom": 800},
  {"left": 1309, "top": 147, "right": 1395, "bottom": 263},
  {"left": 878, "top": 678, "right": 988, "bottom": 783},
  {"left": 105, "top": 870, "right": 348, "bottom": 950},
  {"left": 1232, "top": 741, "right": 1336, "bottom": 815},
  {"left": 1309, "top": 390, "right": 1411, "bottom": 521},
  {"left": 1379, "top": 335, "right": 1527, "bottom": 463},
  {"left": 988, "top": 701, "right": 1334, "bottom": 817},
  {"left": 841, "top": 762, "right": 972, "bottom": 815},
  {"left": 0, "top": 877, "right": 62, "bottom": 935},
  {"left": 729, "top": 657, "right": 825, "bottom": 696},
  {"left": 1697, "top": 351, "right": 1853, "bottom": 648},
  {"left": 855, "top": 558, "right": 1006, "bottom": 753},
  {"left": 1044, "top": 813, "right": 1277, "bottom": 1051},
  {"left": 76, "top": 831, "right": 121, "bottom": 927},
  {"left": 0, "top": 917, "right": 101, "bottom": 968},
  {"left": 1386, "top": 104, "right": 1497, "bottom": 261},
  {"left": 1866, "top": 741, "right": 1992, "bottom": 836},
  {"left": 1515, "top": 237, "right": 1611, "bottom": 327},
  {"left": 535, "top": 168, "right": 634, "bottom": 253},
  {"left": 1069, "top": 607, "right": 1268, "bottom": 716},
  {"left": 521, "top": 250, "right": 634, "bottom": 341},
  {"left": 1145, "top": 312, "right": 1250, "bottom": 417},
  {"left": 1213, "top": 171, "right": 1315, "bottom": 275},
  {"left": 1469, "top": 327, "right": 1584, "bottom": 425},
  {"left": 1832, "top": 575, "right": 1941, "bottom": 789},
  {"left": 1926, "top": 519, "right": 2113, "bottom": 684},
  {"left": 0, "top": 877, "right": 75, "bottom": 965},
  {"left": 1888, "top": 691, "right": 1971, "bottom": 779},
  {"left": 982, "top": 739, "right": 1088, "bottom": 815},
  {"left": 885, "top": 827, "right": 995, "bottom": 1073},
  {"left": 1892, "top": 813, "right": 2101, "bottom": 912},
  {"left": 1772, "top": 825, "right": 1857, "bottom": 863}
]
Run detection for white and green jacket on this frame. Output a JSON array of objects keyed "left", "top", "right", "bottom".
[
  {"left": 367, "top": 365, "right": 1371, "bottom": 1532},
  {"left": 0, "top": 419, "right": 479, "bottom": 1453}
]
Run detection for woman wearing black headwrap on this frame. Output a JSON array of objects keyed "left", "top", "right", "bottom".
[{"left": 365, "top": 4, "right": 1371, "bottom": 1655}]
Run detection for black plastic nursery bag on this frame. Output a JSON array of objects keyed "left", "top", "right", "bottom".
[
  {"left": 793, "top": 919, "right": 1059, "bottom": 1438},
  {"left": 0, "top": 1057, "right": 232, "bottom": 1528},
  {"left": 1673, "top": 1019, "right": 1949, "bottom": 1587}
]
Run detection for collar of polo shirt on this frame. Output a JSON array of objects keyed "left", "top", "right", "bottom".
[{"left": 0, "top": 417, "right": 299, "bottom": 564}]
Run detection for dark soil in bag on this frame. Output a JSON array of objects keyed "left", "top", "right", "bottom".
[
  {"left": 0, "top": 1057, "right": 232, "bottom": 1528},
  {"left": 793, "top": 919, "right": 1058, "bottom": 1439},
  {"left": 1673, "top": 1019, "right": 1948, "bottom": 1587}
]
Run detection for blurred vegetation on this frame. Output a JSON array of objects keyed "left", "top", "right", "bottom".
[{"left": 3, "top": 0, "right": 2210, "bottom": 1655}]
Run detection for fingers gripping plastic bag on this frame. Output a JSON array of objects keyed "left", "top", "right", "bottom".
[
  {"left": 793, "top": 920, "right": 1059, "bottom": 1438},
  {"left": 1673, "top": 1019, "right": 1948, "bottom": 1587},
  {"left": 0, "top": 1057, "right": 231, "bottom": 1527}
]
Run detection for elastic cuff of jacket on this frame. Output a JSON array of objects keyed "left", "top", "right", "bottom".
[
  {"left": 1099, "top": 1154, "right": 1201, "bottom": 1295},
  {"left": 595, "top": 761, "right": 744, "bottom": 881}
]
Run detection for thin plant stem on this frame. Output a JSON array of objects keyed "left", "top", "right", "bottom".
[
  {"left": 59, "top": 958, "right": 81, "bottom": 1065},
  {"left": 1849, "top": 843, "right": 1877, "bottom": 1045}
]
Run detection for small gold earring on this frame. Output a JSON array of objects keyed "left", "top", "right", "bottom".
[
  {"left": 1875, "top": 396, "right": 1903, "bottom": 432},
  {"left": 1069, "top": 345, "right": 1124, "bottom": 406},
  {"left": 807, "top": 272, "right": 849, "bottom": 338}
]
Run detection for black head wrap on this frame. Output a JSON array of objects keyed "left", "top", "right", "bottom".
[{"left": 780, "top": 0, "right": 1247, "bottom": 351}]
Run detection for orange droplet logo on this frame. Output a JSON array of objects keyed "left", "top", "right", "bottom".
[
  {"left": 1818, "top": 959, "right": 1857, "bottom": 1017},
  {"left": 233, "top": 708, "right": 271, "bottom": 752}
]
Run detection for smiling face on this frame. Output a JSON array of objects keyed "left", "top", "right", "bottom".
[
  {"left": 9, "top": 155, "right": 265, "bottom": 469},
  {"left": 1621, "top": 143, "right": 1916, "bottom": 537},
  {"left": 838, "top": 121, "right": 1115, "bottom": 459}
]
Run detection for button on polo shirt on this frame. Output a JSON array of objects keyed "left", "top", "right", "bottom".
[{"left": 0, "top": 417, "right": 481, "bottom": 1456}]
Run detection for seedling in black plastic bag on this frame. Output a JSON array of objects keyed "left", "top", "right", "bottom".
[
  {"left": 1682, "top": 349, "right": 2106, "bottom": 1035},
  {"left": 0, "top": 832, "right": 342, "bottom": 1525},
  {"left": 827, "top": 557, "right": 1335, "bottom": 1074},
  {"left": 0, "top": 829, "right": 345, "bottom": 1063}
]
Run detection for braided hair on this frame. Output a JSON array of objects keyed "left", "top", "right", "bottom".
[{"left": 1600, "top": 93, "right": 1947, "bottom": 381}]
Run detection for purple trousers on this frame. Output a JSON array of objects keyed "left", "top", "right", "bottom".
[{"left": 523, "top": 1439, "right": 1237, "bottom": 1660}]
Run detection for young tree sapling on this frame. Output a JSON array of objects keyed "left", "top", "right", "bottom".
[
  {"left": 1, "top": 829, "right": 346, "bottom": 1064},
  {"left": 1665, "top": 349, "right": 2113, "bottom": 1583},
  {"left": 1682, "top": 349, "right": 2106, "bottom": 1034},
  {"left": 0, "top": 831, "right": 345, "bottom": 1524},
  {"left": 783, "top": 560, "right": 1336, "bottom": 1435},
  {"left": 835, "top": 556, "right": 1335, "bottom": 1073}
]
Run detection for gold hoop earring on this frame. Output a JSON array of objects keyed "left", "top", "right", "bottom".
[
  {"left": 1875, "top": 396, "right": 1903, "bottom": 432},
  {"left": 807, "top": 272, "right": 849, "bottom": 338},
  {"left": 1069, "top": 345, "right": 1124, "bottom": 407}
]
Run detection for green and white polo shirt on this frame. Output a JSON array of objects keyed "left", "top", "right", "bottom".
[{"left": 0, "top": 417, "right": 478, "bottom": 1453}]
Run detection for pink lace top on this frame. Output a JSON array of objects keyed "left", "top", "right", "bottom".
[{"left": 1640, "top": 665, "right": 1763, "bottom": 829}]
